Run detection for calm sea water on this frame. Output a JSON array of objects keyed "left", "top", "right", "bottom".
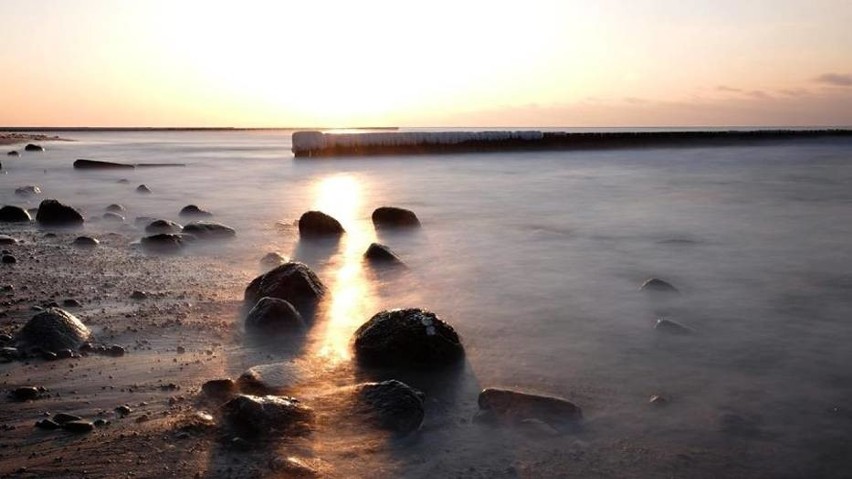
[{"left": 3, "top": 130, "right": 852, "bottom": 477}]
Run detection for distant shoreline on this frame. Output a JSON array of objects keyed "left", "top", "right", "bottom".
[
  {"left": 0, "top": 126, "right": 400, "bottom": 133},
  {"left": 0, "top": 132, "right": 72, "bottom": 147}
]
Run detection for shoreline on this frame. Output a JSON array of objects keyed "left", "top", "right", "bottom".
[{"left": 0, "top": 133, "right": 72, "bottom": 147}]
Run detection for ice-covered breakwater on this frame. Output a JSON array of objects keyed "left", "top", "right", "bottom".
[{"left": 291, "top": 129, "right": 852, "bottom": 157}]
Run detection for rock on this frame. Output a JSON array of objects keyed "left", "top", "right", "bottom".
[
  {"left": 654, "top": 318, "right": 694, "bottom": 335},
  {"left": 1, "top": 255, "right": 15, "bottom": 264},
  {"left": 201, "top": 379, "right": 238, "bottom": 400},
  {"left": 145, "top": 219, "right": 182, "bottom": 234},
  {"left": 117, "top": 178, "right": 130, "bottom": 184},
  {"left": 6, "top": 151, "right": 19, "bottom": 156},
  {"left": 353, "top": 308, "right": 464, "bottom": 368},
  {"left": 0, "top": 333, "right": 12, "bottom": 342},
  {"left": 130, "top": 290, "right": 148, "bottom": 300},
  {"left": 102, "top": 212, "right": 125, "bottom": 222},
  {"left": 105, "top": 345, "right": 125, "bottom": 357},
  {"left": 298, "top": 211, "right": 344, "bottom": 237},
  {"left": 140, "top": 233, "right": 184, "bottom": 254},
  {"left": 62, "top": 299, "right": 82, "bottom": 308},
  {"left": 72, "top": 236, "right": 99, "bottom": 249},
  {"left": 136, "top": 184, "right": 152, "bottom": 194},
  {"left": 35, "top": 199, "right": 84, "bottom": 227},
  {"left": 62, "top": 420, "right": 94, "bottom": 433},
  {"left": 15, "top": 307, "right": 91, "bottom": 353},
  {"left": 237, "top": 363, "right": 300, "bottom": 395},
  {"left": 105, "top": 204, "right": 125, "bottom": 213},
  {"left": 0, "top": 205, "right": 32, "bottom": 222},
  {"left": 260, "top": 252, "right": 288, "bottom": 269},
  {"left": 245, "top": 297, "right": 305, "bottom": 333},
  {"left": 35, "top": 419, "right": 60, "bottom": 430},
  {"left": 11, "top": 386, "right": 41, "bottom": 401},
  {"left": 0, "top": 235, "right": 17, "bottom": 245},
  {"left": 269, "top": 457, "right": 319, "bottom": 478},
  {"left": 354, "top": 380, "right": 425, "bottom": 434},
  {"left": 179, "top": 204, "right": 213, "bottom": 218},
  {"left": 182, "top": 221, "right": 236, "bottom": 240},
  {"left": 14, "top": 185, "right": 41, "bottom": 197},
  {"left": 73, "top": 159, "right": 134, "bottom": 169},
  {"left": 244, "top": 262, "right": 326, "bottom": 316},
  {"left": 363, "top": 243, "right": 405, "bottom": 266},
  {"left": 115, "top": 405, "right": 133, "bottom": 416},
  {"left": 478, "top": 388, "right": 582, "bottom": 424},
  {"left": 93, "top": 418, "right": 110, "bottom": 427},
  {"left": 0, "top": 347, "right": 20, "bottom": 360},
  {"left": 640, "top": 278, "right": 679, "bottom": 293},
  {"left": 649, "top": 395, "right": 669, "bottom": 406},
  {"left": 371, "top": 206, "right": 420, "bottom": 229},
  {"left": 221, "top": 394, "right": 313, "bottom": 437},
  {"left": 56, "top": 349, "right": 74, "bottom": 359},
  {"left": 52, "top": 413, "right": 82, "bottom": 424},
  {"left": 24, "top": 144, "right": 44, "bottom": 152}
]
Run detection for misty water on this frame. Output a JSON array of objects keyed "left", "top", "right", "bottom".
[{"left": 3, "top": 130, "right": 852, "bottom": 477}]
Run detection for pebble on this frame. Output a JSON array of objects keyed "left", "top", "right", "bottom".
[
  {"left": 1, "top": 255, "right": 16, "bottom": 264},
  {"left": 62, "top": 299, "right": 82, "bottom": 308},
  {"left": 11, "top": 386, "right": 40, "bottom": 401},
  {"left": 115, "top": 405, "right": 133, "bottom": 416},
  {"left": 106, "top": 345, "right": 126, "bottom": 357},
  {"left": 53, "top": 413, "right": 83, "bottom": 424},
  {"left": 130, "top": 291, "right": 148, "bottom": 300},
  {"left": 62, "top": 420, "right": 95, "bottom": 433},
  {"left": 35, "top": 419, "right": 61, "bottom": 430}
]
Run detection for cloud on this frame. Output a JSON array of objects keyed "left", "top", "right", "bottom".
[
  {"left": 717, "top": 85, "right": 743, "bottom": 93},
  {"left": 814, "top": 73, "right": 852, "bottom": 87},
  {"left": 746, "top": 90, "right": 772, "bottom": 99}
]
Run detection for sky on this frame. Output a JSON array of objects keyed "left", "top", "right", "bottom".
[{"left": 1, "top": 0, "right": 851, "bottom": 127}]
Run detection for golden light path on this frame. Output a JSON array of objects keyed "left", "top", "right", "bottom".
[{"left": 309, "top": 174, "right": 377, "bottom": 365}]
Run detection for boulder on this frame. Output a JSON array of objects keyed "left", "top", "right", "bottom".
[
  {"left": 201, "top": 378, "right": 238, "bottom": 401},
  {"left": 221, "top": 394, "right": 313, "bottom": 437},
  {"left": 105, "top": 204, "right": 125, "bottom": 213},
  {"left": 363, "top": 243, "right": 405, "bottom": 267},
  {"left": 654, "top": 318, "right": 694, "bottom": 335},
  {"left": 6, "top": 151, "right": 18, "bottom": 156},
  {"left": 15, "top": 307, "right": 91, "bottom": 353},
  {"left": 73, "top": 159, "right": 134, "bottom": 170},
  {"left": 237, "top": 362, "right": 300, "bottom": 395},
  {"left": 245, "top": 297, "right": 305, "bottom": 333},
  {"left": 353, "top": 308, "right": 464, "bottom": 368},
  {"left": 140, "top": 233, "right": 184, "bottom": 254},
  {"left": 72, "top": 236, "right": 99, "bottom": 249},
  {"left": 102, "top": 212, "right": 125, "bottom": 222},
  {"left": 136, "top": 184, "right": 152, "bottom": 194},
  {"left": 478, "top": 388, "right": 582, "bottom": 424},
  {"left": 354, "top": 380, "right": 425, "bottom": 434},
  {"left": 298, "top": 211, "right": 344, "bottom": 237},
  {"left": 182, "top": 221, "right": 236, "bottom": 240},
  {"left": 35, "top": 199, "right": 84, "bottom": 227},
  {"left": 14, "top": 185, "right": 41, "bottom": 197},
  {"left": 2, "top": 255, "right": 16, "bottom": 264},
  {"left": 372, "top": 206, "right": 420, "bottom": 229},
  {"left": 179, "top": 204, "right": 213, "bottom": 218},
  {"left": 640, "top": 278, "right": 679, "bottom": 293},
  {"left": 259, "top": 252, "right": 288, "bottom": 269},
  {"left": 0, "top": 205, "right": 31, "bottom": 222},
  {"left": 244, "top": 262, "right": 326, "bottom": 316},
  {"left": 24, "top": 144, "right": 44, "bottom": 152},
  {"left": 0, "top": 235, "right": 17, "bottom": 245},
  {"left": 145, "top": 219, "right": 182, "bottom": 234}
]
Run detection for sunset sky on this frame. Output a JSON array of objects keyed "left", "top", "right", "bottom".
[{"left": 1, "top": 0, "right": 851, "bottom": 128}]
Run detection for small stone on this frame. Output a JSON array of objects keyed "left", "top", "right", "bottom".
[
  {"left": 42, "top": 351, "right": 58, "bottom": 361},
  {"left": 105, "top": 204, "right": 125, "bottom": 213},
  {"left": 72, "top": 236, "right": 99, "bottom": 248},
  {"left": 176, "top": 346, "right": 186, "bottom": 354},
  {"left": 115, "top": 405, "right": 133, "bottom": 416},
  {"left": 654, "top": 318, "right": 694, "bottom": 335},
  {"left": 93, "top": 418, "right": 110, "bottom": 427},
  {"left": 35, "top": 419, "right": 61, "bottom": 430},
  {"left": 371, "top": 206, "right": 420, "bottom": 229},
  {"left": 297, "top": 211, "right": 345, "bottom": 237},
  {"left": 11, "top": 387, "right": 40, "bottom": 401},
  {"left": 179, "top": 205, "right": 213, "bottom": 218},
  {"left": 649, "top": 395, "right": 669, "bottom": 406},
  {"left": 24, "top": 143, "right": 44, "bottom": 152},
  {"left": 201, "top": 379, "right": 237, "bottom": 400},
  {"left": 136, "top": 184, "right": 152, "bottom": 194},
  {"left": 130, "top": 291, "right": 148, "bottom": 300},
  {"left": 1, "top": 255, "right": 16, "bottom": 264},
  {"left": 62, "top": 299, "right": 82, "bottom": 308},
  {"left": 56, "top": 349, "right": 74, "bottom": 359},
  {"left": 105, "top": 345, "right": 125, "bottom": 357},
  {"left": 102, "top": 212, "right": 125, "bottom": 222},
  {"left": 14, "top": 185, "right": 41, "bottom": 197},
  {"left": 52, "top": 413, "right": 83, "bottom": 424},
  {"left": 640, "top": 278, "right": 679, "bottom": 293},
  {"left": 62, "top": 420, "right": 94, "bottom": 433}
]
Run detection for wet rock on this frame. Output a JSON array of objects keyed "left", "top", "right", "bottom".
[
  {"left": 15, "top": 185, "right": 41, "bottom": 197},
  {"left": 0, "top": 205, "right": 32, "bottom": 222},
  {"left": 115, "top": 405, "right": 133, "bottom": 416},
  {"left": 478, "top": 388, "right": 583, "bottom": 424},
  {"left": 72, "top": 236, "right": 99, "bottom": 249},
  {"left": 11, "top": 387, "right": 40, "bottom": 401},
  {"left": 105, "top": 204, "right": 125, "bottom": 213},
  {"left": 130, "top": 290, "right": 148, "bottom": 300},
  {"left": 52, "top": 413, "right": 82, "bottom": 424},
  {"left": 0, "top": 347, "right": 20, "bottom": 360},
  {"left": 15, "top": 307, "right": 91, "bottom": 353},
  {"left": 649, "top": 395, "right": 669, "bottom": 406},
  {"left": 182, "top": 221, "right": 236, "bottom": 240},
  {"left": 140, "top": 233, "right": 184, "bottom": 254},
  {"left": 244, "top": 262, "right": 326, "bottom": 316},
  {"left": 0, "top": 235, "right": 17, "bottom": 245},
  {"left": 371, "top": 206, "right": 420, "bottom": 229},
  {"left": 640, "top": 278, "right": 679, "bottom": 293},
  {"left": 179, "top": 204, "right": 213, "bottom": 218},
  {"left": 73, "top": 159, "right": 134, "bottom": 169},
  {"left": 201, "top": 379, "right": 238, "bottom": 400},
  {"left": 136, "top": 184, "right": 152, "bottom": 194},
  {"left": 298, "top": 211, "right": 344, "bottom": 237},
  {"left": 145, "top": 219, "right": 182, "bottom": 234},
  {"left": 62, "top": 420, "right": 94, "bottom": 433},
  {"left": 24, "top": 144, "right": 44, "bottom": 152},
  {"left": 364, "top": 242, "right": 405, "bottom": 267},
  {"left": 654, "top": 318, "right": 694, "bottom": 335},
  {"left": 35, "top": 419, "right": 60, "bottom": 430},
  {"left": 1, "top": 255, "right": 15, "bottom": 264},
  {"left": 260, "top": 252, "right": 288, "bottom": 269},
  {"left": 354, "top": 380, "right": 425, "bottom": 434},
  {"left": 245, "top": 297, "right": 305, "bottom": 333},
  {"left": 237, "top": 363, "right": 300, "bottom": 395},
  {"left": 102, "top": 212, "right": 125, "bottom": 222},
  {"left": 222, "top": 394, "right": 313, "bottom": 437},
  {"left": 353, "top": 308, "right": 464, "bottom": 368},
  {"left": 55, "top": 349, "right": 74, "bottom": 359},
  {"left": 105, "top": 345, "right": 125, "bottom": 357},
  {"left": 6, "top": 151, "right": 19, "bottom": 156},
  {"left": 93, "top": 418, "right": 110, "bottom": 427},
  {"left": 36, "top": 199, "right": 84, "bottom": 227}
]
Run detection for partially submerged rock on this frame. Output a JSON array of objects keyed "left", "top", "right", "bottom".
[
  {"left": 179, "top": 204, "right": 213, "bottom": 218},
  {"left": 15, "top": 308, "right": 91, "bottom": 353},
  {"left": 35, "top": 199, "right": 84, "bottom": 227},
  {"left": 15, "top": 185, "right": 41, "bottom": 197},
  {"left": 105, "top": 204, "right": 125, "bottom": 213},
  {"left": 640, "top": 278, "right": 679, "bottom": 293},
  {"left": 478, "top": 388, "right": 582, "bottom": 425},
  {"left": 371, "top": 206, "right": 420, "bottom": 229},
  {"left": 654, "top": 318, "right": 694, "bottom": 335},
  {"left": 298, "top": 211, "right": 344, "bottom": 237},
  {"left": 363, "top": 242, "right": 405, "bottom": 267},
  {"left": 353, "top": 308, "right": 464, "bottom": 368},
  {"left": 140, "top": 233, "right": 184, "bottom": 254},
  {"left": 136, "top": 184, "right": 152, "bottom": 194},
  {"left": 237, "top": 363, "right": 301, "bottom": 395},
  {"left": 182, "top": 221, "right": 236, "bottom": 240},
  {"left": 145, "top": 219, "right": 182, "bottom": 234},
  {"left": 244, "top": 262, "right": 326, "bottom": 316},
  {"left": 245, "top": 297, "right": 305, "bottom": 333},
  {"left": 24, "top": 144, "right": 44, "bottom": 152},
  {"left": 354, "top": 380, "right": 425, "bottom": 434},
  {"left": 221, "top": 394, "right": 313, "bottom": 437},
  {"left": 102, "top": 212, "right": 125, "bottom": 222},
  {"left": 0, "top": 205, "right": 32, "bottom": 222},
  {"left": 260, "top": 252, "right": 288, "bottom": 269},
  {"left": 72, "top": 236, "right": 99, "bottom": 249},
  {"left": 6, "top": 151, "right": 19, "bottom": 156},
  {"left": 73, "top": 159, "right": 134, "bottom": 169}
]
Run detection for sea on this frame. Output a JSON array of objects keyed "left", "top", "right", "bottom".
[{"left": 3, "top": 128, "right": 852, "bottom": 477}]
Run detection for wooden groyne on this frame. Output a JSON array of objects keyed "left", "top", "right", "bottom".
[{"left": 291, "top": 129, "right": 852, "bottom": 157}]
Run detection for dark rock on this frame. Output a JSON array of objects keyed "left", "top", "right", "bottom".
[
  {"left": 260, "top": 252, "right": 288, "bottom": 269},
  {"left": 1, "top": 255, "right": 15, "bottom": 264},
  {"left": 93, "top": 418, "right": 110, "bottom": 427},
  {"left": 52, "top": 413, "right": 82, "bottom": 424},
  {"left": 372, "top": 206, "right": 420, "bottom": 229},
  {"left": 136, "top": 184, "right": 152, "bottom": 194},
  {"left": 0, "top": 333, "right": 12, "bottom": 342},
  {"left": 115, "top": 405, "right": 132, "bottom": 416},
  {"left": 201, "top": 379, "right": 238, "bottom": 400},
  {"left": 15, "top": 307, "right": 91, "bottom": 352},
  {"left": 0, "top": 234, "right": 17, "bottom": 244},
  {"left": 140, "top": 233, "right": 184, "bottom": 254},
  {"left": 640, "top": 278, "right": 679, "bottom": 293},
  {"left": 55, "top": 349, "right": 74, "bottom": 359},
  {"left": 102, "top": 212, "right": 124, "bottom": 222},
  {"left": 6, "top": 151, "right": 19, "bottom": 156},
  {"left": 245, "top": 297, "right": 305, "bottom": 333},
  {"left": 105, "top": 204, "right": 125, "bottom": 213},
  {"left": 654, "top": 318, "right": 694, "bottom": 335},
  {"left": 145, "top": 219, "right": 182, "bottom": 234},
  {"left": 244, "top": 262, "right": 326, "bottom": 316},
  {"left": 298, "top": 211, "right": 344, "bottom": 237},
  {"left": 0, "top": 347, "right": 20, "bottom": 360},
  {"left": 0, "top": 205, "right": 31, "bottom": 222},
  {"left": 73, "top": 159, "right": 134, "bottom": 170},
  {"left": 11, "top": 387, "right": 40, "bottom": 401},
  {"left": 478, "top": 388, "right": 582, "bottom": 423},
  {"left": 130, "top": 290, "right": 148, "bottom": 300},
  {"left": 269, "top": 457, "right": 319, "bottom": 478},
  {"left": 364, "top": 243, "right": 405, "bottom": 266},
  {"left": 354, "top": 380, "right": 425, "bottom": 434},
  {"left": 221, "top": 394, "right": 313, "bottom": 436},
  {"left": 237, "top": 363, "right": 300, "bottom": 395},
  {"left": 14, "top": 185, "right": 41, "bottom": 197},
  {"left": 36, "top": 199, "right": 84, "bottom": 227},
  {"left": 62, "top": 420, "right": 94, "bottom": 433},
  {"left": 105, "top": 345, "right": 125, "bottom": 357},
  {"left": 181, "top": 221, "right": 236, "bottom": 240},
  {"left": 41, "top": 351, "right": 58, "bottom": 362},
  {"left": 353, "top": 308, "right": 464, "bottom": 368},
  {"left": 117, "top": 178, "right": 130, "bottom": 184},
  {"left": 24, "top": 144, "right": 44, "bottom": 152},
  {"left": 35, "top": 419, "right": 60, "bottom": 430},
  {"left": 72, "top": 236, "right": 99, "bottom": 249},
  {"left": 179, "top": 204, "right": 213, "bottom": 218}
]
